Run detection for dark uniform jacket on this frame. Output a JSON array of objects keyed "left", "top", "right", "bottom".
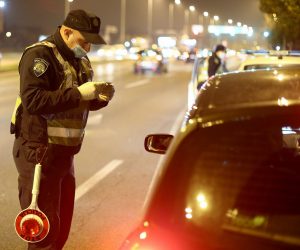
[
  {"left": 17, "top": 27, "right": 108, "bottom": 155},
  {"left": 207, "top": 52, "right": 222, "bottom": 77}
]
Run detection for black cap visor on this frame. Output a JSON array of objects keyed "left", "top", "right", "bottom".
[{"left": 80, "top": 31, "right": 106, "bottom": 44}]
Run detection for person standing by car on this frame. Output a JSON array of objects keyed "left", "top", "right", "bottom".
[
  {"left": 10, "top": 9, "right": 114, "bottom": 250},
  {"left": 207, "top": 44, "right": 227, "bottom": 77}
]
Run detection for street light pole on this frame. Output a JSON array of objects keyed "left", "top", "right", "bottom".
[
  {"left": 168, "top": 3, "right": 174, "bottom": 30},
  {"left": 120, "top": 0, "right": 126, "bottom": 42},
  {"left": 147, "top": 0, "right": 153, "bottom": 43},
  {"left": 0, "top": 0, "right": 5, "bottom": 33},
  {"left": 184, "top": 9, "right": 189, "bottom": 35},
  {"left": 65, "top": 0, "right": 74, "bottom": 18}
]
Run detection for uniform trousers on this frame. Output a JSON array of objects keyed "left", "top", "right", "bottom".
[{"left": 13, "top": 137, "right": 75, "bottom": 250}]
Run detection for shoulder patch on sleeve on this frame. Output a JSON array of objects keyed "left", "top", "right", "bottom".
[{"left": 33, "top": 58, "right": 49, "bottom": 77}]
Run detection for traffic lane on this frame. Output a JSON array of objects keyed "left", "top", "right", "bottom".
[
  {"left": 0, "top": 71, "right": 27, "bottom": 250},
  {"left": 64, "top": 62, "right": 191, "bottom": 249}
]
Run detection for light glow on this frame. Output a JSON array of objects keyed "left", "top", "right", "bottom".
[
  {"left": 139, "top": 231, "right": 147, "bottom": 240},
  {"left": 189, "top": 5, "right": 195, "bottom": 12},
  {"left": 186, "top": 213, "right": 193, "bottom": 219},
  {"left": 263, "top": 31, "right": 270, "bottom": 38},
  {"left": 277, "top": 74, "right": 284, "bottom": 81},
  {"left": 185, "top": 207, "right": 193, "bottom": 219},
  {"left": 192, "top": 25, "right": 204, "bottom": 35},
  {"left": 196, "top": 193, "right": 208, "bottom": 209},
  {"left": 185, "top": 207, "right": 192, "bottom": 213},
  {"left": 278, "top": 97, "right": 289, "bottom": 106}
]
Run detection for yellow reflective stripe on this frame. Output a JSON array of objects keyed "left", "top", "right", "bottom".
[
  {"left": 11, "top": 96, "right": 22, "bottom": 124},
  {"left": 47, "top": 127, "right": 84, "bottom": 138}
]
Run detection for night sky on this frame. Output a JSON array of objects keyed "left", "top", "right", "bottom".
[{"left": 3, "top": 0, "right": 265, "bottom": 42}]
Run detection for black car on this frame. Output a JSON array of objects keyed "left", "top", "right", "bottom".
[{"left": 120, "top": 67, "right": 300, "bottom": 250}]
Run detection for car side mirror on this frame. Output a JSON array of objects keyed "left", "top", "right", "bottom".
[{"left": 144, "top": 134, "right": 174, "bottom": 154}]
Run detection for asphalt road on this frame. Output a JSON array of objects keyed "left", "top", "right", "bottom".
[{"left": 0, "top": 59, "right": 192, "bottom": 250}]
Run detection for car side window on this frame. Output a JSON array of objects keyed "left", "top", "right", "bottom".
[{"left": 183, "top": 121, "right": 300, "bottom": 243}]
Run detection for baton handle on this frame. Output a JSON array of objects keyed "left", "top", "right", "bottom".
[{"left": 30, "top": 163, "right": 42, "bottom": 208}]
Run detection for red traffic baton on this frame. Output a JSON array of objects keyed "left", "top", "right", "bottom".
[{"left": 15, "top": 163, "right": 50, "bottom": 243}]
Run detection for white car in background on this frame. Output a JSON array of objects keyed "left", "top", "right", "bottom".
[
  {"left": 95, "top": 44, "right": 128, "bottom": 61},
  {"left": 238, "top": 50, "right": 300, "bottom": 70},
  {"left": 187, "top": 50, "right": 243, "bottom": 109}
]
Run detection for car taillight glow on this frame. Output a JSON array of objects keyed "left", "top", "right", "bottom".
[
  {"left": 120, "top": 220, "right": 179, "bottom": 250},
  {"left": 139, "top": 231, "right": 147, "bottom": 240}
]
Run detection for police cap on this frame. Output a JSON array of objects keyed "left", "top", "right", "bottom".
[{"left": 63, "top": 9, "right": 106, "bottom": 44}]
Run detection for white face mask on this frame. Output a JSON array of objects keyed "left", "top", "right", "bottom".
[
  {"left": 72, "top": 44, "right": 87, "bottom": 58},
  {"left": 69, "top": 32, "right": 88, "bottom": 58},
  {"left": 217, "top": 51, "right": 226, "bottom": 60}
]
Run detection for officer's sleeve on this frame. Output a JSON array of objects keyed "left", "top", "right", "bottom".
[
  {"left": 89, "top": 99, "right": 108, "bottom": 111},
  {"left": 19, "top": 46, "right": 81, "bottom": 115},
  {"left": 207, "top": 56, "right": 215, "bottom": 77}
]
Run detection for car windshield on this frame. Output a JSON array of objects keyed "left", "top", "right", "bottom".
[{"left": 151, "top": 116, "right": 300, "bottom": 249}]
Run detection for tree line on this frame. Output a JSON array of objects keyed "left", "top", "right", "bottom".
[{"left": 260, "top": 0, "right": 300, "bottom": 49}]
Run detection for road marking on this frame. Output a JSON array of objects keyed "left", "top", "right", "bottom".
[
  {"left": 75, "top": 159, "right": 124, "bottom": 201},
  {"left": 125, "top": 79, "right": 150, "bottom": 89}
]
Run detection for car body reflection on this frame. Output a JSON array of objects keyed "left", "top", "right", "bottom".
[{"left": 120, "top": 67, "right": 300, "bottom": 250}]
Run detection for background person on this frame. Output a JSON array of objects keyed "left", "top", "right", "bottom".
[{"left": 207, "top": 44, "right": 227, "bottom": 77}]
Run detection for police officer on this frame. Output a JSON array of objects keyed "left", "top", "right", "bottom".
[
  {"left": 207, "top": 44, "right": 227, "bottom": 77},
  {"left": 11, "top": 9, "right": 115, "bottom": 250}
]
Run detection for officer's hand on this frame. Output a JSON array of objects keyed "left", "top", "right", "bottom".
[
  {"left": 96, "top": 82, "right": 115, "bottom": 102},
  {"left": 77, "top": 81, "right": 106, "bottom": 101}
]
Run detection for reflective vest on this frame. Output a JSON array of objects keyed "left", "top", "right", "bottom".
[{"left": 11, "top": 41, "right": 93, "bottom": 146}]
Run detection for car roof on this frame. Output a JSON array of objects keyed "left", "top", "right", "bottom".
[
  {"left": 238, "top": 54, "right": 300, "bottom": 70},
  {"left": 187, "top": 67, "right": 300, "bottom": 120}
]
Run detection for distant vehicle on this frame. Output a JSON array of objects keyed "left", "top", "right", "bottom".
[
  {"left": 134, "top": 49, "right": 168, "bottom": 74},
  {"left": 160, "top": 47, "right": 181, "bottom": 59},
  {"left": 185, "top": 48, "right": 198, "bottom": 63},
  {"left": 96, "top": 44, "right": 128, "bottom": 61},
  {"left": 120, "top": 67, "right": 300, "bottom": 250}
]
